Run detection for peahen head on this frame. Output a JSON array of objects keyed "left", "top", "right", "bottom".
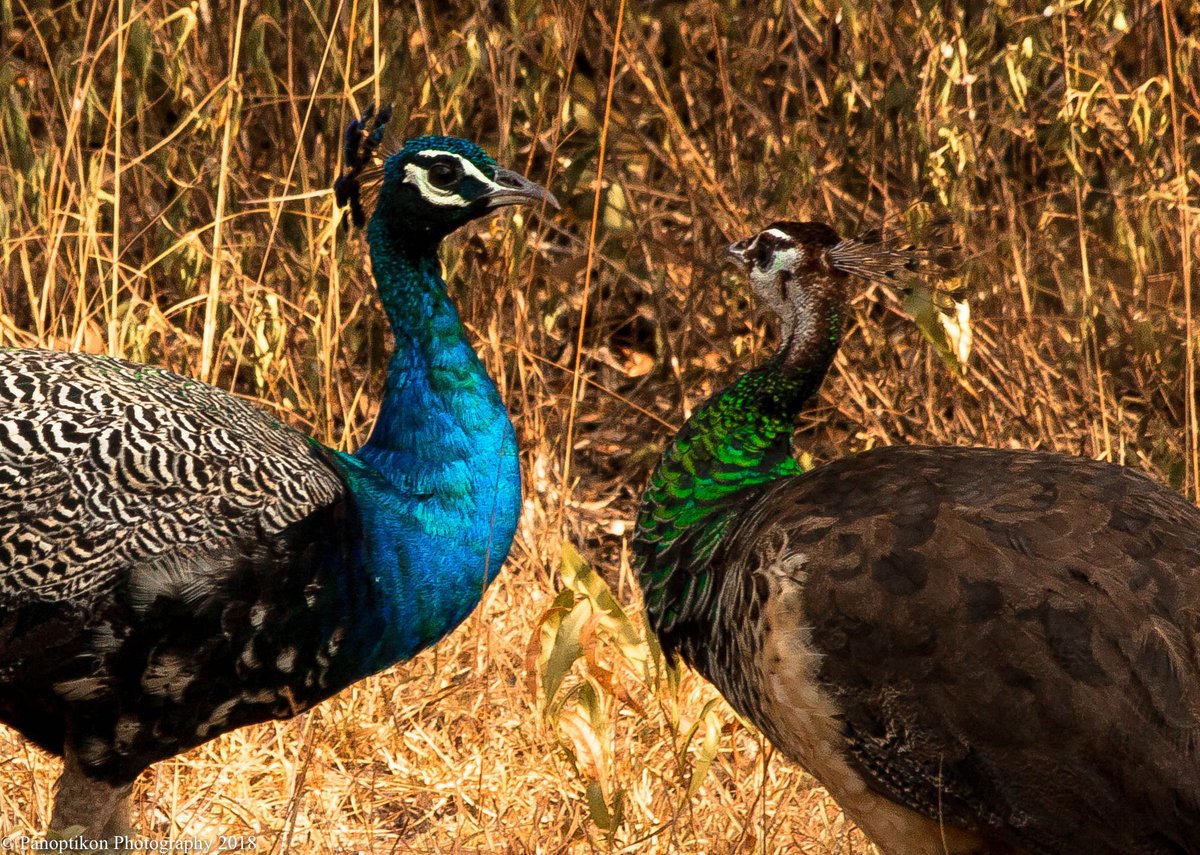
[
  {"left": 727, "top": 221, "right": 921, "bottom": 348},
  {"left": 335, "top": 105, "right": 559, "bottom": 247}
]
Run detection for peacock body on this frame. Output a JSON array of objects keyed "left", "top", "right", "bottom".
[
  {"left": 635, "top": 222, "right": 1200, "bottom": 855},
  {"left": 0, "top": 111, "right": 556, "bottom": 842}
]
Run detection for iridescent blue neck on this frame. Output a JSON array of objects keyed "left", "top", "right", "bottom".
[{"left": 328, "top": 220, "right": 521, "bottom": 674}]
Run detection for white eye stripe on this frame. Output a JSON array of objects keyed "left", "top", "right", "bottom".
[
  {"left": 403, "top": 150, "right": 501, "bottom": 208},
  {"left": 403, "top": 162, "right": 469, "bottom": 208},
  {"left": 413, "top": 149, "right": 494, "bottom": 184},
  {"left": 741, "top": 230, "right": 800, "bottom": 271}
]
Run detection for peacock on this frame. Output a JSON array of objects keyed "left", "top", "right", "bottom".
[
  {"left": 0, "top": 107, "right": 558, "bottom": 843},
  {"left": 634, "top": 221, "right": 1200, "bottom": 855}
]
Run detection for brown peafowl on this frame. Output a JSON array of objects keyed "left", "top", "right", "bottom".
[{"left": 634, "top": 221, "right": 1200, "bottom": 855}]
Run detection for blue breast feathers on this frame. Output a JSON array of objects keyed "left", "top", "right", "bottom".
[{"left": 326, "top": 256, "right": 522, "bottom": 674}]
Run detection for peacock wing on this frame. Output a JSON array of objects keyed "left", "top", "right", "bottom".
[{"left": 0, "top": 349, "right": 346, "bottom": 606}]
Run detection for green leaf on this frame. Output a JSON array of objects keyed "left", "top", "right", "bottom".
[
  {"left": 585, "top": 780, "right": 611, "bottom": 830},
  {"left": 678, "top": 698, "right": 720, "bottom": 764},
  {"left": 541, "top": 595, "right": 589, "bottom": 712},
  {"left": 561, "top": 542, "right": 642, "bottom": 650},
  {"left": 128, "top": 18, "right": 154, "bottom": 90},
  {"left": 905, "top": 283, "right": 971, "bottom": 377}
]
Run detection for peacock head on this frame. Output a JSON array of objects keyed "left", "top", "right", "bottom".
[{"left": 335, "top": 105, "right": 558, "bottom": 246}]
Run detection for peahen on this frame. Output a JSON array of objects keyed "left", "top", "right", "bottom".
[
  {"left": 0, "top": 108, "right": 558, "bottom": 842},
  {"left": 634, "top": 221, "right": 1200, "bottom": 855}
]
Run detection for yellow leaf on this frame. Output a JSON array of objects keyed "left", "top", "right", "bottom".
[
  {"left": 939, "top": 298, "right": 972, "bottom": 372},
  {"left": 687, "top": 704, "right": 722, "bottom": 798}
]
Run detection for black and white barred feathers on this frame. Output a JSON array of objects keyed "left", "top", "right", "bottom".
[{"left": 0, "top": 349, "right": 343, "bottom": 603}]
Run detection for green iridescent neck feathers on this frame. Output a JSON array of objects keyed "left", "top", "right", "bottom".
[{"left": 635, "top": 221, "right": 922, "bottom": 640}]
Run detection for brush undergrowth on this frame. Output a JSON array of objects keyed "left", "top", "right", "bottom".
[{"left": 1, "top": 0, "right": 1197, "bottom": 851}]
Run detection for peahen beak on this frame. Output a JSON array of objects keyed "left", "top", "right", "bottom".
[
  {"left": 484, "top": 167, "right": 560, "bottom": 211},
  {"left": 725, "top": 240, "right": 750, "bottom": 268}
]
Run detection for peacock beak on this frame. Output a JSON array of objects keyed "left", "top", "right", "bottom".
[{"left": 484, "top": 167, "right": 560, "bottom": 211}]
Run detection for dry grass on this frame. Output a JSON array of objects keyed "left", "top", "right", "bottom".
[{"left": 1, "top": 0, "right": 1198, "bottom": 852}]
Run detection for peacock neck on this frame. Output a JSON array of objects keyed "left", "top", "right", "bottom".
[
  {"left": 328, "top": 221, "right": 521, "bottom": 674},
  {"left": 359, "top": 227, "right": 476, "bottom": 457},
  {"left": 357, "top": 219, "right": 514, "bottom": 473},
  {"left": 635, "top": 278, "right": 845, "bottom": 635}
]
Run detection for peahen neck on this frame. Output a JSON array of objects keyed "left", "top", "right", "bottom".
[
  {"left": 328, "top": 218, "right": 521, "bottom": 674},
  {"left": 635, "top": 276, "right": 846, "bottom": 634}
]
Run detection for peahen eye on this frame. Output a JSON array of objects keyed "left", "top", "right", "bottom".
[
  {"left": 427, "top": 161, "right": 462, "bottom": 189},
  {"left": 750, "top": 238, "right": 774, "bottom": 270}
]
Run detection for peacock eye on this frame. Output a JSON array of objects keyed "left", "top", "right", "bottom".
[{"left": 427, "top": 160, "right": 462, "bottom": 189}]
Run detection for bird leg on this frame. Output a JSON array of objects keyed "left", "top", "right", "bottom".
[{"left": 49, "top": 751, "right": 133, "bottom": 852}]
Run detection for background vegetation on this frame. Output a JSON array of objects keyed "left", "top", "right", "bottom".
[{"left": 1, "top": 0, "right": 1197, "bottom": 851}]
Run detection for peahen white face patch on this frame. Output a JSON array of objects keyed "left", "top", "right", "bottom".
[{"left": 745, "top": 238, "right": 813, "bottom": 345}]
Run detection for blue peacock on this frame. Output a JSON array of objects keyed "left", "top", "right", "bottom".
[{"left": 0, "top": 107, "right": 557, "bottom": 843}]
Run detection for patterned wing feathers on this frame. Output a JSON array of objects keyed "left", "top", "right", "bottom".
[{"left": 0, "top": 350, "right": 344, "bottom": 603}]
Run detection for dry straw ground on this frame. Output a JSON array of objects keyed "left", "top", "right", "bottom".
[{"left": 1, "top": 0, "right": 1198, "bottom": 852}]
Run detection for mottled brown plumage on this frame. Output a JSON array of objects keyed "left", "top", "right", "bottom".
[
  {"left": 635, "top": 222, "right": 1200, "bottom": 855},
  {"left": 713, "top": 446, "right": 1200, "bottom": 854}
]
